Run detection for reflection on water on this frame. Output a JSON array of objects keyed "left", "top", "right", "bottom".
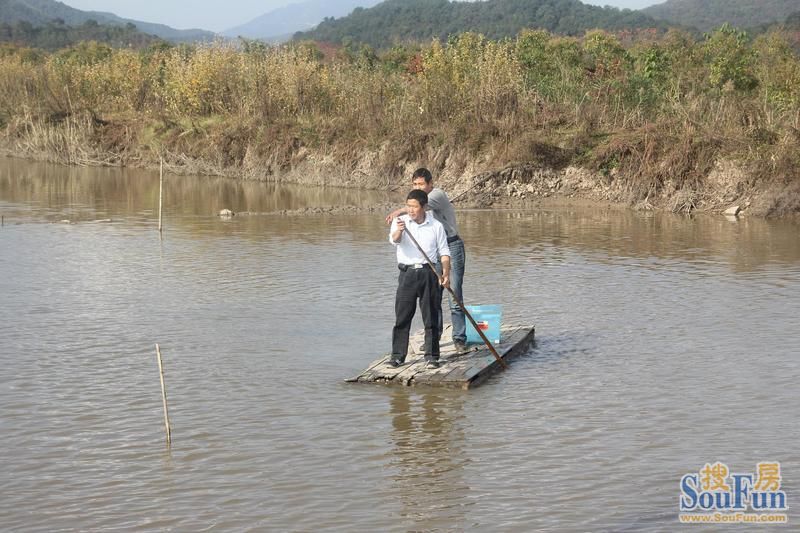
[
  {"left": 3, "top": 157, "right": 798, "bottom": 271},
  {"left": 1, "top": 157, "right": 799, "bottom": 530},
  {"left": 389, "top": 389, "right": 471, "bottom": 531},
  {"left": 0, "top": 157, "right": 396, "bottom": 223},
  {"left": 463, "top": 208, "right": 800, "bottom": 272}
]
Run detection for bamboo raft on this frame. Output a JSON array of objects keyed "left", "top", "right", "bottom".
[{"left": 346, "top": 324, "right": 535, "bottom": 389}]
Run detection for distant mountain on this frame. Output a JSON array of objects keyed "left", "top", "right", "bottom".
[
  {"left": 295, "top": 0, "right": 667, "bottom": 48},
  {"left": 643, "top": 0, "right": 799, "bottom": 32},
  {"left": 80, "top": 10, "right": 214, "bottom": 42},
  {"left": 0, "top": 0, "right": 215, "bottom": 42},
  {"left": 223, "top": 0, "right": 382, "bottom": 41}
]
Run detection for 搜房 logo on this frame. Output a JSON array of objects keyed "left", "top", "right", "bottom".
[{"left": 679, "top": 462, "right": 788, "bottom": 524}]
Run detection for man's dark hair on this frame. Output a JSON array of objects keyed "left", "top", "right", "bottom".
[
  {"left": 407, "top": 189, "right": 428, "bottom": 206},
  {"left": 412, "top": 168, "right": 433, "bottom": 184}
]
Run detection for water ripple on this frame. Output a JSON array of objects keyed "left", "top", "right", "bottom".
[{"left": 2, "top": 174, "right": 799, "bottom": 530}]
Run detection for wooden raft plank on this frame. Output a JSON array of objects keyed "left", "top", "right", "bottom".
[{"left": 345, "top": 324, "right": 535, "bottom": 388}]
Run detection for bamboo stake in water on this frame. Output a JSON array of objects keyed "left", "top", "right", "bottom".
[
  {"left": 158, "top": 157, "right": 163, "bottom": 233},
  {"left": 155, "top": 343, "right": 172, "bottom": 446}
]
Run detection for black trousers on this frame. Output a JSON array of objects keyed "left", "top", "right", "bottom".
[{"left": 392, "top": 266, "right": 442, "bottom": 363}]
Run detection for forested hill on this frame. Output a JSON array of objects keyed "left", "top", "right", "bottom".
[
  {"left": 0, "top": 0, "right": 214, "bottom": 42},
  {"left": 295, "top": 0, "right": 667, "bottom": 48},
  {"left": 643, "top": 0, "right": 799, "bottom": 33},
  {"left": 0, "top": 19, "right": 162, "bottom": 50},
  {"left": 1, "top": 0, "right": 91, "bottom": 26}
]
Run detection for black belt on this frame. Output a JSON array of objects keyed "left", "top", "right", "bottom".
[
  {"left": 447, "top": 235, "right": 461, "bottom": 244},
  {"left": 398, "top": 263, "right": 436, "bottom": 272}
]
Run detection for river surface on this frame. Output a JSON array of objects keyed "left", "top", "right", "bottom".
[{"left": 1, "top": 157, "right": 798, "bottom": 531}]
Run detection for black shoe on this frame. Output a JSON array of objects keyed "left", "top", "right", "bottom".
[
  {"left": 386, "top": 359, "right": 403, "bottom": 368},
  {"left": 425, "top": 360, "right": 440, "bottom": 369},
  {"left": 453, "top": 341, "right": 468, "bottom": 354}
]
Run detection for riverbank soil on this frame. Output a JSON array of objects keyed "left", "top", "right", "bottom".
[{"left": 2, "top": 111, "right": 798, "bottom": 218}]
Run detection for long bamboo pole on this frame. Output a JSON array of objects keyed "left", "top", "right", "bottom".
[
  {"left": 158, "top": 157, "right": 163, "bottom": 234},
  {"left": 155, "top": 344, "right": 172, "bottom": 446},
  {"left": 400, "top": 224, "right": 508, "bottom": 369}
]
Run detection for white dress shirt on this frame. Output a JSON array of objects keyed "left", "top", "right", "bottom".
[{"left": 389, "top": 213, "right": 450, "bottom": 265}]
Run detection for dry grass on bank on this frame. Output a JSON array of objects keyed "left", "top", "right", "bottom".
[{"left": 0, "top": 27, "right": 799, "bottom": 214}]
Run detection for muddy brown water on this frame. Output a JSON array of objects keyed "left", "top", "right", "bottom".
[{"left": 1, "top": 158, "right": 798, "bottom": 531}]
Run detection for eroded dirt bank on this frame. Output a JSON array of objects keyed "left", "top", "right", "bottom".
[{"left": 2, "top": 115, "right": 797, "bottom": 218}]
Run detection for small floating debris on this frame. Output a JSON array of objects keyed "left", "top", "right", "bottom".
[{"left": 218, "top": 209, "right": 235, "bottom": 218}]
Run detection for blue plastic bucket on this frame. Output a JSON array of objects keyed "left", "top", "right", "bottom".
[{"left": 465, "top": 304, "right": 502, "bottom": 345}]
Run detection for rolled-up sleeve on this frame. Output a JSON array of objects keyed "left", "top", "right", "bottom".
[
  {"left": 437, "top": 226, "right": 450, "bottom": 258},
  {"left": 389, "top": 217, "right": 399, "bottom": 245}
]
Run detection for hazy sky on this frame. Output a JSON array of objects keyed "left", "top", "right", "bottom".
[{"left": 62, "top": 0, "right": 664, "bottom": 32}]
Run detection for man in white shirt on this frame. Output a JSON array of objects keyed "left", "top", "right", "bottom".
[{"left": 388, "top": 189, "right": 451, "bottom": 369}]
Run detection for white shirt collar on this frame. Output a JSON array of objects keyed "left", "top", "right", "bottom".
[{"left": 407, "top": 212, "right": 431, "bottom": 225}]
